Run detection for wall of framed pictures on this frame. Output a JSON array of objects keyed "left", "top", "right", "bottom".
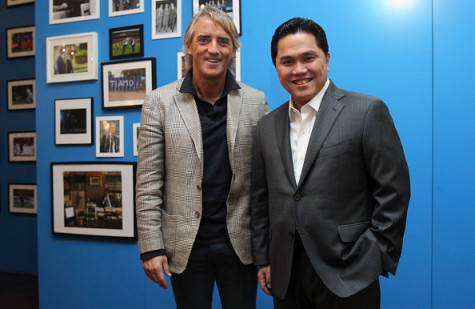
[{"left": 0, "top": 0, "right": 37, "bottom": 274}]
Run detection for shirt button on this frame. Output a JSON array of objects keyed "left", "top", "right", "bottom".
[
  {"left": 194, "top": 211, "right": 201, "bottom": 219},
  {"left": 294, "top": 193, "right": 302, "bottom": 201}
]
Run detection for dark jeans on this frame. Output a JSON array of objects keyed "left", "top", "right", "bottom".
[
  {"left": 171, "top": 242, "right": 257, "bottom": 309},
  {"left": 274, "top": 235, "right": 380, "bottom": 309}
]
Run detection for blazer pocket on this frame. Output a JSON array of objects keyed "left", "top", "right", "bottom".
[
  {"left": 338, "top": 221, "right": 370, "bottom": 243},
  {"left": 318, "top": 139, "right": 354, "bottom": 158}
]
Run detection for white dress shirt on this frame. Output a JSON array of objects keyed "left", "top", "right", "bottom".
[{"left": 289, "top": 79, "right": 330, "bottom": 184}]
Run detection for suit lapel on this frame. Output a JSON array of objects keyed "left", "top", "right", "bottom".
[
  {"left": 174, "top": 92, "right": 203, "bottom": 161},
  {"left": 226, "top": 90, "right": 243, "bottom": 162},
  {"left": 274, "top": 103, "right": 298, "bottom": 189},
  {"left": 297, "top": 82, "right": 345, "bottom": 188}
]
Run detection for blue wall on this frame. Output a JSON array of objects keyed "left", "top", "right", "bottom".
[
  {"left": 32, "top": 0, "right": 473, "bottom": 308},
  {"left": 0, "top": 2, "right": 37, "bottom": 274}
]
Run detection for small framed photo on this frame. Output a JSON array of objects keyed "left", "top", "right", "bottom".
[
  {"left": 109, "top": 0, "right": 144, "bottom": 17},
  {"left": 96, "top": 116, "right": 124, "bottom": 157},
  {"left": 49, "top": 0, "right": 100, "bottom": 24},
  {"left": 101, "top": 58, "right": 156, "bottom": 109},
  {"left": 176, "top": 51, "right": 186, "bottom": 79},
  {"left": 193, "top": 0, "right": 240, "bottom": 34},
  {"left": 6, "top": 0, "right": 35, "bottom": 7},
  {"left": 109, "top": 24, "right": 144, "bottom": 60},
  {"left": 231, "top": 49, "right": 241, "bottom": 81},
  {"left": 8, "top": 131, "right": 36, "bottom": 162},
  {"left": 55, "top": 98, "right": 93, "bottom": 145},
  {"left": 133, "top": 123, "right": 140, "bottom": 156},
  {"left": 9, "top": 184, "right": 37, "bottom": 215},
  {"left": 151, "top": 0, "right": 181, "bottom": 40},
  {"left": 7, "top": 79, "right": 36, "bottom": 111},
  {"left": 6, "top": 26, "right": 35, "bottom": 59},
  {"left": 46, "top": 32, "right": 98, "bottom": 84},
  {"left": 51, "top": 162, "right": 136, "bottom": 238}
]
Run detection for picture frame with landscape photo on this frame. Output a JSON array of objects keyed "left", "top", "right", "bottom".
[
  {"left": 6, "top": 0, "right": 35, "bottom": 7},
  {"left": 109, "top": 0, "right": 144, "bottom": 17},
  {"left": 7, "top": 79, "right": 36, "bottom": 111},
  {"left": 9, "top": 184, "right": 37, "bottom": 215},
  {"left": 55, "top": 97, "right": 93, "bottom": 145},
  {"left": 6, "top": 26, "right": 35, "bottom": 59},
  {"left": 46, "top": 32, "right": 98, "bottom": 84},
  {"left": 96, "top": 116, "right": 124, "bottom": 158},
  {"left": 8, "top": 131, "right": 36, "bottom": 163},
  {"left": 109, "top": 24, "right": 144, "bottom": 60},
  {"left": 49, "top": 0, "right": 100, "bottom": 24},
  {"left": 192, "top": 0, "right": 240, "bottom": 34},
  {"left": 151, "top": 0, "right": 181, "bottom": 40},
  {"left": 51, "top": 162, "right": 136, "bottom": 238},
  {"left": 101, "top": 58, "right": 156, "bottom": 109}
]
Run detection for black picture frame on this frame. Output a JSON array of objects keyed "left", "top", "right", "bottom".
[
  {"left": 55, "top": 97, "right": 93, "bottom": 145},
  {"left": 109, "top": 24, "right": 144, "bottom": 60},
  {"left": 51, "top": 162, "right": 137, "bottom": 239},
  {"left": 101, "top": 57, "right": 156, "bottom": 109}
]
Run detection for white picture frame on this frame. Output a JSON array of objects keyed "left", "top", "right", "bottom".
[
  {"left": 7, "top": 79, "right": 36, "bottom": 111},
  {"left": 109, "top": 0, "right": 144, "bottom": 17},
  {"left": 8, "top": 131, "right": 36, "bottom": 163},
  {"left": 55, "top": 98, "right": 93, "bottom": 145},
  {"left": 6, "top": 0, "right": 35, "bottom": 7},
  {"left": 133, "top": 123, "right": 140, "bottom": 156},
  {"left": 49, "top": 0, "right": 100, "bottom": 24},
  {"left": 96, "top": 116, "right": 124, "bottom": 158},
  {"left": 152, "top": 0, "right": 181, "bottom": 40},
  {"left": 7, "top": 26, "right": 35, "bottom": 59},
  {"left": 9, "top": 184, "right": 37, "bottom": 215},
  {"left": 192, "top": 0, "right": 240, "bottom": 34},
  {"left": 46, "top": 32, "right": 98, "bottom": 84}
]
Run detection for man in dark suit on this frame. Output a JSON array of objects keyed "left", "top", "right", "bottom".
[{"left": 251, "top": 18, "right": 410, "bottom": 308}]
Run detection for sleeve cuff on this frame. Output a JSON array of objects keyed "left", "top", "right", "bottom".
[{"left": 140, "top": 249, "right": 166, "bottom": 261}]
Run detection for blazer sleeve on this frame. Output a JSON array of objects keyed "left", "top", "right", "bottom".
[
  {"left": 362, "top": 100, "right": 411, "bottom": 275},
  {"left": 251, "top": 120, "right": 270, "bottom": 266},
  {"left": 136, "top": 91, "right": 166, "bottom": 254}
]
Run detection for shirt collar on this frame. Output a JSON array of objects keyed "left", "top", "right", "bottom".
[
  {"left": 179, "top": 70, "right": 241, "bottom": 97},
  {"left": 288, "top": 79, "right": 330, "bottom": 117}
]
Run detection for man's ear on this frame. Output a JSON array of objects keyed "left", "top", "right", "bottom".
[{"left": 325, "top": 52, "right": 331, "bottom": 65}]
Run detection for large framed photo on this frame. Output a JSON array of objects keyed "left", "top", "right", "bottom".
[
  {"left": 109, "top": 24, "right": 144, "bottom": 60},
  {"left": 52, "top": 162, "right": 136, "bottom": 238},
  {"left": 152, "top": 0, "right": 181, "bottom": 40},
  {"left": 8, "top": 132, "right": 36, "bottom": 163},
  {"left": 46, "top": 32, "right": 98, "bottom": 84},
  {"left": 6, "top": 26, "right": 35, "bottom": 59},
  {"left": 6, "top": 0, "right": 35, "bottom": 7},
  {"left": 101, "top": 58, "right": 155, "bottom": 109},
  {"left": 7, "top": 79, "right": 36, "bottom": 111},
  {"left": 109, "top": 0, "right": 144, "bottom": 17},
  {"left": 9, "top": 184, "right": 37, "bottom": 215},
  {"left": 193, "top": 0, "right": 240, "bottom": 34},
  {"left": 55, "top": 98, "right": 93, "bottom": 145},
  {"left": 96, "top": 116, "right": 124, "bottom": 157},
  {"left": 49, "top": 0, "right": 99, "bottom": 24}
]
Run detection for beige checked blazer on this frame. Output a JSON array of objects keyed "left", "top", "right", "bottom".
[{"left": 136, "top": 79, "right": 268, "bottom": 274}]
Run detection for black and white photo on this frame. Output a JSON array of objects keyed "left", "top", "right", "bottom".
[
  {"left": 55, "top": 98, "right": 93, "bottom": 145},
  {"left": 7, "top": 26, "right": 35, "bottom": 59},
  {"left": 109, "top": 0, "right": 143, "bottom": 17},
  {"left": 151, "top": 0, "right": 181, "bottom": 39},
  {"left": 9, "top": 132, "right": 36, "bottom": 162},
  {"left": 96, "top": 116, "right": 124, "bottom": 157},
  {"left": 193, "top": 0, "right": 240, "bottom": 33},
  {"left": 8, "top": 79, "right": 36, "bottom": 110},
  {"left": 109, "top": 25, "right": 144, "bottom": 60},
  {"left": 49, "top": 0, "right": 100, "bottom": 24},
  {"left": 9, "top": 184, "right": 37, "bottom": 214}
]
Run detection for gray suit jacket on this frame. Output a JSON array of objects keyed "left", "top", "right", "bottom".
[
  {"left": 136, "top": 79, "right": 268, "bottom": 273},
  {"left": 251, "top": 81, "right": 410, "bottom": 298}
]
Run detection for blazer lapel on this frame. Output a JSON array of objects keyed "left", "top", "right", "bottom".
[
  {"left": 297, "top": 82, "right": 345, "bottom": 188},
  {"left": 174, "top": 92, "right": 203, "bottom": 161},
  {"left": 226, "top": 90, "right": 243, "bottom": 162},
  {"left": 274, "top": 103, "right": 298, "bottom": 189}
]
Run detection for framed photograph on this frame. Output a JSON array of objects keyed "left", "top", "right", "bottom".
[
  {"left": 96, "top": 116, "right": 124, "bottom": 157},
  {"left": 51, "top": 162, "right": 136, "bottom": 238},
  {"left": 193, "top": 0, "right": 240, "bottom": 34},
  {"left": 109, "top": 24, "right": 144, "bottom": 60},
  {"left": 133, "top": 123, "right": 140, "bottom": 156},
  {"left": 9, "top": 184, "right": 37, "bottom": 214},
  {"left": 49, "top": 0, "right": 100, "bottom": 24},
  {"left": 8, "top": 131, "right": 36, "bottom": 162},
  {"left": 101, "top": 58, "right": 156, "bottom": 109},
  {"left": 46, "top": 32, "right": 98, "bottom": 84},
  {"left": 151, "top": 0, "right": 181, "bottom": 40},
  {"left": 6, "top": 0, "right": 35, "bottom": 7},
  {"left": 6, "top": 26, "right": 35, "bottom": 59},
  {"left": 7, "top": 79, "right": 36, "bottom": 111},
  {"left": 55, "top": 98, "right": 93, "bottom": 145},
  {"left": 109, "top": 0, "right": 144, "bottom": 17}
]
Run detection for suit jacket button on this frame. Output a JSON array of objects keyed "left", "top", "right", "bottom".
[
  {"left": 196, "top": 185, "right": 201, "bottom": 190},
  {"left": 194, "top": 211, "right": 201, "bottom": 219},
  {"left": 294, "top": 193, "right": 302, "bottom": 201}
]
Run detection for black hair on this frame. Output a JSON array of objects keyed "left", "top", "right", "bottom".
[{"left": 271, "top": 18, "right": 329, "bottom": 66}]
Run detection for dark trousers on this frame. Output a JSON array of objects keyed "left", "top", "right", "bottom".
[
  {"left": 274, "top": 235, "right": 380, "bottom": 309},
  {"left": 170, "top": 242, "right": 257, "bottom": 309}
]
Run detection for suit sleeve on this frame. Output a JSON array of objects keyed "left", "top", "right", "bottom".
[
  {"left": 136, "top": 91, "right": 166, "bottom": 255},
  {"left": 362, "top": 100, "right": 411, "bottom": 275},
  {"left": 251, "top": 120, "right": 270, "bottom": 266}
]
